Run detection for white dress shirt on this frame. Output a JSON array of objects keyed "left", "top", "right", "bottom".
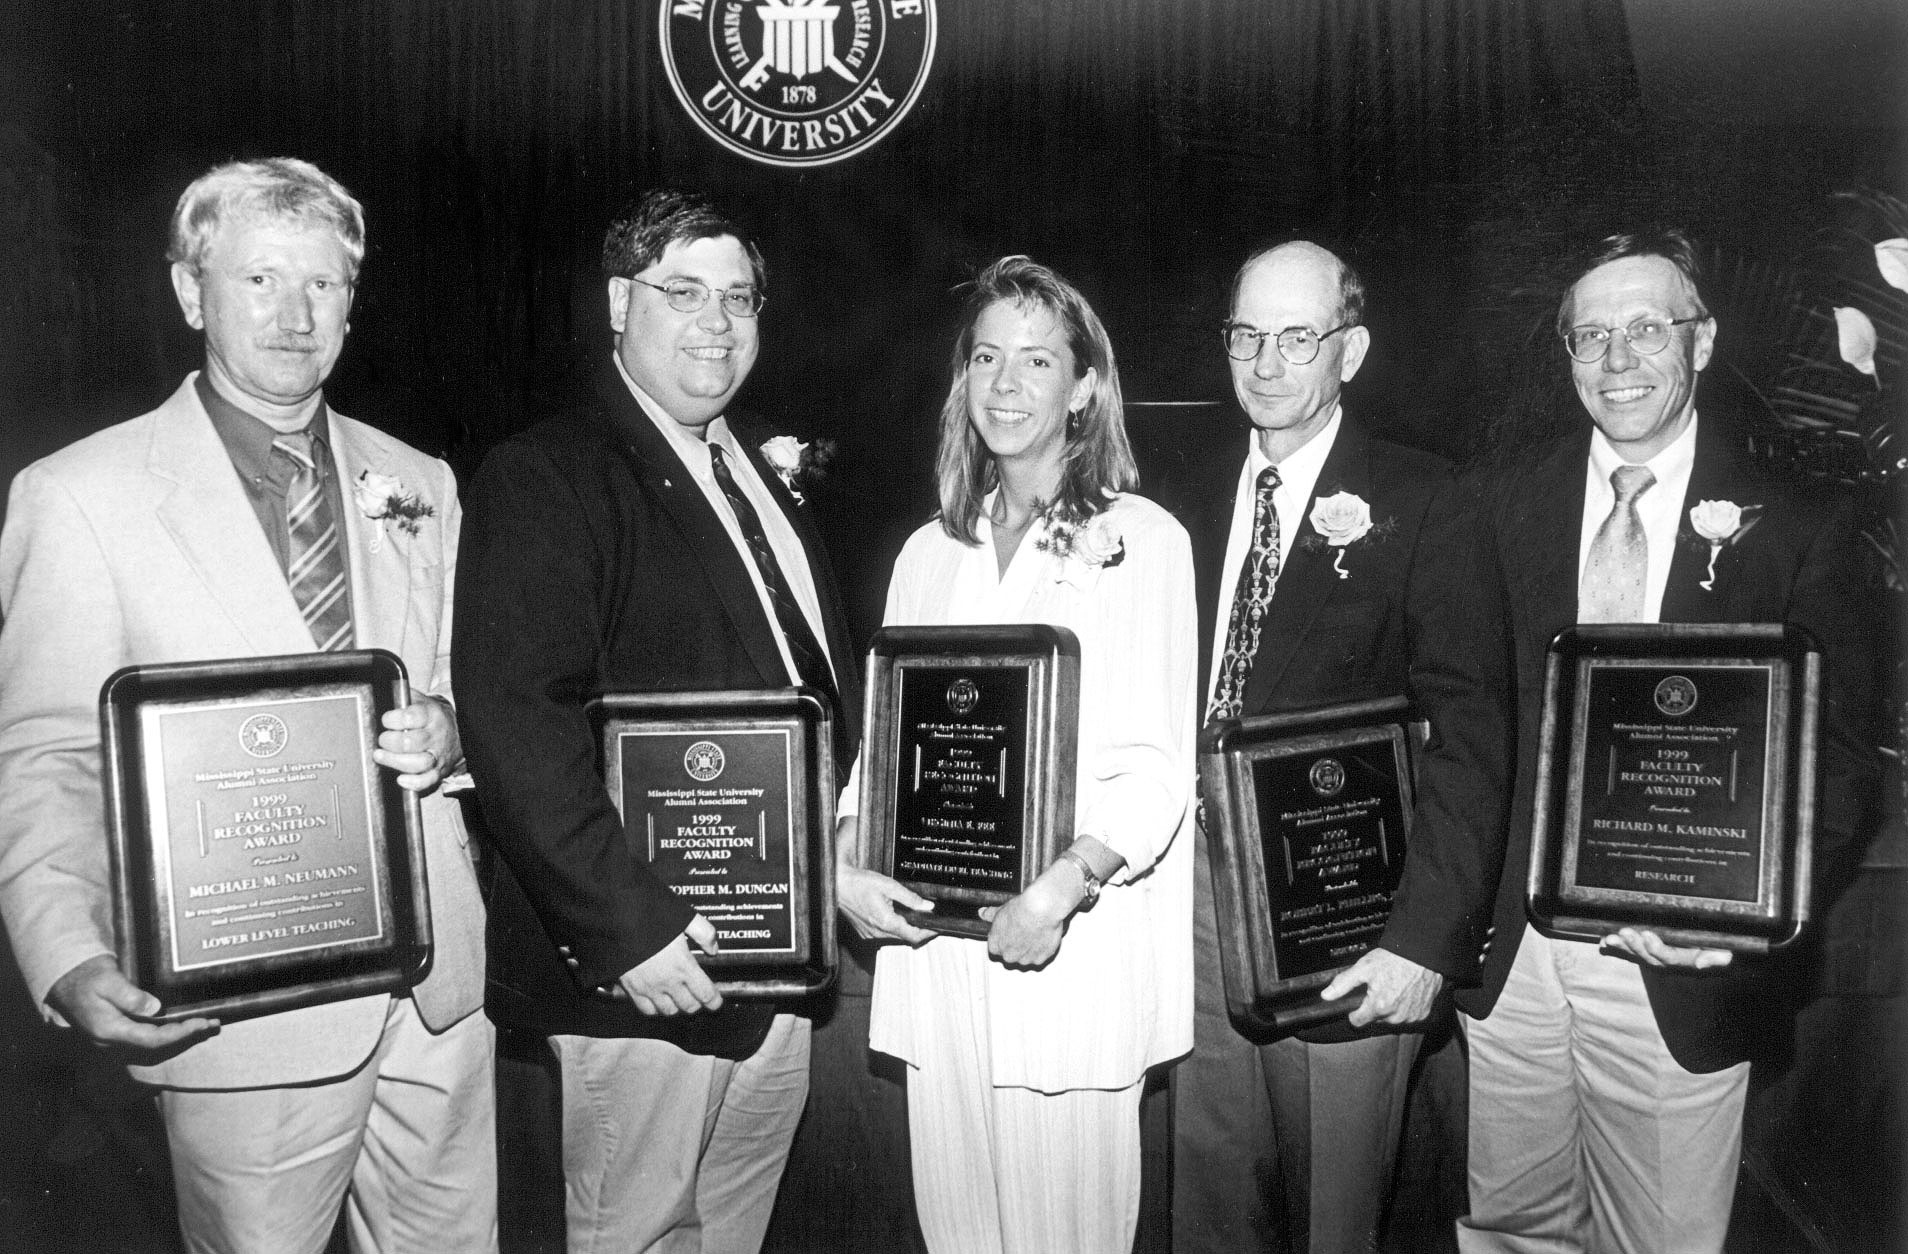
[
  {"left": 1205, "top": 405, "right": 1344, "bottom": 711},
  {"left": 613, "top": 355, "right": 835, "bottom": 685},
  {"left": 1576, "top": 414, "right": 1699, "bottom": 626}
]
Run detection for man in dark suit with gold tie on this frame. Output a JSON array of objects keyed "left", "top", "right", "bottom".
[
  {"left": 1456, "top": 229, "right": 1879, "bottom": 1253},
  {"left": 453, "top": 189, "right": 861, "bottom": 1253},
  {"left": 1161, "top": 240, "right": 1512, "bottom": 1253}
]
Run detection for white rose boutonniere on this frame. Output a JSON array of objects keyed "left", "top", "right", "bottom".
[
  {"left": 759, "top": 434, "right": 837, "bottom": 505},
  {"left": 1308, "top": 491, "right": 1374, "bottom": 579},
  {"left": 760, "top": 435, "right": 808, "bottom": 501},
  {"left": 1688, "top": 499, "right": 1758, "bottom": 591},
  {"left": 355, "top": 470, "right": 436, "bottom": 552},
  {"left": 1035, "top": 503, "right": 1126, "bottom": 586}
]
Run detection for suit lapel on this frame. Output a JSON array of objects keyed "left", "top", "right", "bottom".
[
  {"left": 1241, "top": 420, "right": 1371, "bottom": 709},
  {"left": 1660, "top": 418, "right": 1749, "bottom": 625},
  {"left": 329, "top": 414, "right": 416, "bottom": 660},
  {"left": 149, "top": 378, "right": 316, "bottom": 657},
  {"left": 597, "top": 374, "right": 793, "bottom": 688},
  {"left": 1187, "top": 436, "right": 1248, "bottom": 701},
  {"left": 1502, "top": 432, "right": 1589, "bottom": 634},
  {"left": 735, "top": 435, "right": 859, "bottom": 707}
]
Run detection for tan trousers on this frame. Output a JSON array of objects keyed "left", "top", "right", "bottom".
[
  {"left": 550, "top": 1012, "right": 809, "bottom": 1254},
  {"left": 1459, "top": 924, "right": 1748, "bottom": 1254},
  {"left": 160, "top": 999, "right": 496, "bottom": 1254}
]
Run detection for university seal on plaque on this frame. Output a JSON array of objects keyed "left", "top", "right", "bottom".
[{"left": 659, "top": 0, "right": 937, "bottom": 168}]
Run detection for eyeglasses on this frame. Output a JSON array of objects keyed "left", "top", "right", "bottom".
[
  {"left": 629, "top": 277, "right": 765, "bottom": 318},
  {"left": 1562, "top": 316, "right": 1702, "bottom": 363},
  {"left": 1222, "top": 321, "right": 1353, "bottom": 365}
]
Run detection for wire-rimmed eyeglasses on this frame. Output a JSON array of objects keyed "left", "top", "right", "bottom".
[
  {"left": 1222, "top": 321, "right": 1353, "bottom": 365},
  {"left": 630, "top": 277, "right": 765, "bottom": 318},
  {"left": 1561, "top": 315, "right": 1703, "bottom": 363}
]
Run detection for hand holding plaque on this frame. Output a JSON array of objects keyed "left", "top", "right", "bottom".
[
  {"left": 591, "top": 688, "right": 837, "bottom": 999},
  {"left": 1199, "top": 697, "right": 1421, "bottom": 1036},
  {"left": 102, "top": 650, "right": 433, "bottom": 1025},
  {"left": 857, "top": 625, "right": 1080, "bottom": 940}
]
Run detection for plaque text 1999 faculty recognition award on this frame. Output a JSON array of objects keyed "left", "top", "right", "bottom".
[
  {"left": 592, "top": 689, "right": 837, "bottom": 997},
  {"left": 102, "top": 651, "right": 431, "bottom": 1023},
  {"left": 1527, "top": 624, "right": 1821, "bottom": 953}
]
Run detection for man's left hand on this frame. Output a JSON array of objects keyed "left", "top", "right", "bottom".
[
  {"left": 1320, "top": 947, "right": 1444, "bottom": 1028},
  {"left": 1601, "top": 927, "right": 1733, "bottom": 971},
  {"left": 374, "top": 690, "right": 460, "bottom": 793}
]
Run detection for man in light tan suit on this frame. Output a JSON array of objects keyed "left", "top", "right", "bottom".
[{"left": 0, "top": 158, "right": 493, "bottom": 1254}]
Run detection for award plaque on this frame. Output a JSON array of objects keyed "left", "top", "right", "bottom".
[
  {"left": 859, "top": 625, "right": 1080, "bottom": 939},
  {"left": 1200, "top": 697, "right": 1420, "bottom": 1035},
  {"left": 101, "top": 650, "right": 431, "bottom": 1024},
  {"left": 590, "top": 688, "right": 836, "bottom": 998},
  {"left": 1526, "top": 624, "right": 1821, "bottom": 954}
]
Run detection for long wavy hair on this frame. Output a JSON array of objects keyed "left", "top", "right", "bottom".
[{"left": 934, "top": 255, "right": 1136, "bottom": 543}]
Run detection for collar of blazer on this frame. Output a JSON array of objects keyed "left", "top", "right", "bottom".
[
  {"left": 328, "top": 412, "right": 425, "bottom": 660},
  {"left": 1493, "top": 427, "right": 1591, "bottom": 635},
  {"left": 1238, "top": 416, "right": 1377, "bottom": 700},
  {"left": 148, "top": 374, "right": 418, "bottom": 659},
  {"left": 1661, "top": 413, "right": 1764, "bottom": 623},
  {"left": 1188, "top": 415, "right": 1380, "bottom": 701},
  {"left": 1501, "top": 412, "right": 1766, "bottom": 629},
  {"left": 587, "top": 366, "right": 804, "bottom": 691}
]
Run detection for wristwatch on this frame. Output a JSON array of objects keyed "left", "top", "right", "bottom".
[{"left": 1056, "top": 848, "right": 1102, "bottom": 907}]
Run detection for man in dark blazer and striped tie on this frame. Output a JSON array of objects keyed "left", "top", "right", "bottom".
[{"left": 454, "top": 189, "right": 861, "bottom": 1254}]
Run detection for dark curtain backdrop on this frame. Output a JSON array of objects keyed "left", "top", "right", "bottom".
[
  {"left": 3, "top": 3, "right": 1625, "bottom": 459},
  {"left": 5, "top": 1, "right": 1639, "bottom": 631}
]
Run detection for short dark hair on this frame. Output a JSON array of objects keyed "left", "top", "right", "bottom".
[
  {"left": 1227, "top": 241, "right": 1366, "bottom": 327},
  {"left": 1557, "top": 227, "right": 1710, "bottom": 333},
  {"left": 601, "top": 189, "right": 766, "bottom": 289}
]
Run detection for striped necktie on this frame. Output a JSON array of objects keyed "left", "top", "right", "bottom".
[
  {"left": 1209, "top": 465, "right": 1282, "bottom": 721},
  {"left": 1580, "top": 463, "right": 1656, "bottom": 624},
  {"left": 707, "top": 442, "right": 841, "bottom": 707},
  {"left": 272, "top": 430, "right": 355, "bottom": 651}
]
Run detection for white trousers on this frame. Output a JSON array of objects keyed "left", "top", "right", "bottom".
[
  {"left": 550, "top": 1013, "right": 810, "bottom": 1254},
  {"left": 903, "top": 1012, "right": 1145, "bottom": 1254},
  {"left": 1458, "top": 924, "right": 1747, "bottom": 1254},
  {"left": 160, "top": 999, "right": 497, "bottom": 1254}
]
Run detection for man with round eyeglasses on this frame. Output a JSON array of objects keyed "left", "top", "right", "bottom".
[
  {"left": 1458, "top": 228, "right": 1878, "bottom": 1253},
  {"left": 454, "top": 188, "right": 859, "bottom": 1253},
  {"left": 1158, "top": 240, "right": 1512, "bottom": 1253}
]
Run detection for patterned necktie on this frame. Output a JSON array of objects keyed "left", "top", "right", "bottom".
[
  {"left": 1209, "top": 465, "right": 1283, "bottom": 720},
  {"left": 1580, "top": 463, "right": 1656, "bottom": 624},
  {"left": 707, "top": 442, "right": 840, "bottom": 709},
  {"left": 272, "top": 430, "right": 355, "bottom": 652}
]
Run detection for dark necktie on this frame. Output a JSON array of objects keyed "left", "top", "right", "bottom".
[
  {"left": 272, "top": 431, "right": 354, "bottom": 652},
  {"left": 1209, "top": 465, "right": 1282, "bottom": 721},
  {"left": 707, "top": 442, "right": 840, "bottom": 708},
  {"left": 1580, "top": 464, "right": 1656, "bottom": 624}
]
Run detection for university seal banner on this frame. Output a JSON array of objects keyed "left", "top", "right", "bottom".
[{"left": 661, "top": 0, "right": 937, "bottom": 168}]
